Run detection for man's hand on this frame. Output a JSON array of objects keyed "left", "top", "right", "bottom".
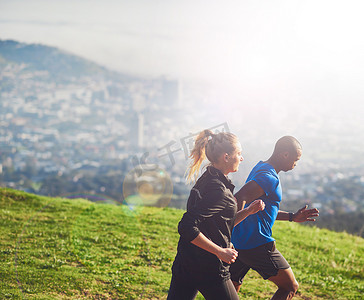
[{"left": 293, "top": 205, "right": 319, "bottom": 222}]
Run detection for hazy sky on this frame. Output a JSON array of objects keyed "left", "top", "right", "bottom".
[
  {"left": 1, "top": 0, "right": 364, "bottom": 123},
  {"left": 1, "top": 0, "right": 363, "bottom": 81}
]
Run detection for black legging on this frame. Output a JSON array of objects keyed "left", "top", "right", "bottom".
[{"left": 167, "top": 275, "right": 239, "bottom": 300}]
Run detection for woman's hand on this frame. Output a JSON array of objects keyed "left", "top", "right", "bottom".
[
  {"left": 234, "top": 199, "right": 265, "bottom": 226},
  {"left": 217, "top": 247, "right": 238, "bottom": 264},
  {"left": 247, "top": 199, "right": 265, "bottom": 215},
  {"left": 191, "top": 233, "right": 238, "bottom": 264}
]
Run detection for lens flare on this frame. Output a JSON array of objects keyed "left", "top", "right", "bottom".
[{"left": 123, "top": 165, "right": 173, "bottom": 209}]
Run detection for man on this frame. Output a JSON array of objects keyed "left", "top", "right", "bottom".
[{"left": 230, "top": 136, "right": 319, "bottom": 300}]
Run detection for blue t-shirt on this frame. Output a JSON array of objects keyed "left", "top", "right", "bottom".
[{"left": 231, "top": 161, "right": 282, "bottom": 250}]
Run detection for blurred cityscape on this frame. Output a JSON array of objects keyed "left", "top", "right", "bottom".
[{"left": 1, "top": 40, "right": 363, "bottom": 236}]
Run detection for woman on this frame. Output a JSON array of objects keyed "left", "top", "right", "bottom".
[{"left": 167, "top": 129, "right": 265, "bottom": 300}]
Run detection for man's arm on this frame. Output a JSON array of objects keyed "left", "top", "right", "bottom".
[
  {"left": 277, "top": 205, "right": 319, "bottom": 222},
  {"left": 233, "top": 180, "right": 266, "bottom": 226},
  {"left": 234, "top": 180, "right": 265, "bottom": 210}
]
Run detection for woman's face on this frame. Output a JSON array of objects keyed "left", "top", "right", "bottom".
[{"left": 226, "top": 142, "right": 244, "bottom": 173}]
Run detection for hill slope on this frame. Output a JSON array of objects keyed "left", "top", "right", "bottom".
[
  {"left": 0, "top": 39, "right": 129, "bottom": 81},
  {"left": 0, "top": 188, "right": 363, "bottom": 299}
]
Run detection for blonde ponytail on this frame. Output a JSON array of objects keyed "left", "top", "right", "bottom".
[
  {"left": 186, "top": 129, "right": 238, "bottom": 183},
  {"left": 186, "top": 130, "right": 214, "bottom": 183}
]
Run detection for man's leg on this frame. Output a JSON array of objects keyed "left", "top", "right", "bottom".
[
  {"left": 229, "top": 251, "right": 250, "bottom": 293},
  {"left": 231, "top": 242, "right": 296, "bottom": 298},
  {"left": 268, "top": 268, "right": 299, "bottom": 300}
]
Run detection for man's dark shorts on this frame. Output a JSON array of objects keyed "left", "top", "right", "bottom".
[{"left": 230, "top": 241, "right": 290, "bottom": 284}]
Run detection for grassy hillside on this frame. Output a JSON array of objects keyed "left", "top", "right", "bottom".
[{"left": 0, "top": 188, "right": 363, "bottom": 299}]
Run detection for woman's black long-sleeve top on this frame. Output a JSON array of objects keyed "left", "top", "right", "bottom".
[{"left": 171, "top": 166, "right": 237, "bottom": 283}]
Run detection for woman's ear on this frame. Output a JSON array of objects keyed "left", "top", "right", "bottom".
[{"left": 224, "top": 153, "right": 229, "bottom": 162}]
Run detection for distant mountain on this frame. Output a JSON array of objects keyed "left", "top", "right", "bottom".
[{"left": 0, "top": 39, "right": 130, "bottom": 82}]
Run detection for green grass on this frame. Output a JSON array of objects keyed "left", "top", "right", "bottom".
[{"left": 0, "top": 188, "right": 363, "bottom": 299}]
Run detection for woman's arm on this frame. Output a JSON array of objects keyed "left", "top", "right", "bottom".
[
  {"left": 234, "top": 199, "right": 265, "bottom": 226},
  {"left": 178, "top": 184, "right": 226, "bottom": 243},
  {"left": 178, "top": 183, "right": 238, "bottom": 264},
  {"left": 191, "top": 232, "right": 238, "bottom": 264}
]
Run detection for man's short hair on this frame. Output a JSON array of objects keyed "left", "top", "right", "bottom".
[{"left": 273, "top": 136, "right": 302, "bottom": 155}]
